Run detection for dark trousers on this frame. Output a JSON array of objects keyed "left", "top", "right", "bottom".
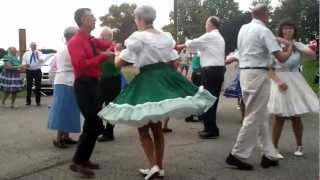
[
  {"left": 191, "top": 69, "right": 202, "bottom": 87},
  {"left": 26, "top": 69, "right": 42, "bottom": 104},
  {"left": 73, "top": 77, "right": 104, "bottom": 163},
  {"left": 99, "top": 75, "right": 121, "bottom": 137},
  {"left": 199, "top": 66, "right": 225, "bottom": 134}
]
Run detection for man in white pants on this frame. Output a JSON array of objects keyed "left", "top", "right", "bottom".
[{"left": 225, "top": 4, "right": 293, "bottom": 170}]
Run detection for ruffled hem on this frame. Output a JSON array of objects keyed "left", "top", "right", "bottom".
[{"left": 98, "top": 86, "right": 215, "bottom": 127}]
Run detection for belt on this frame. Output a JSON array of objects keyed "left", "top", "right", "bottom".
[{"left": 240, "top": 67, "right": 269, "bottom": 70}]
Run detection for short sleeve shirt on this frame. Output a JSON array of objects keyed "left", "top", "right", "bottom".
[{"left": 237, "top": 19, "right": 281, "bottom": 68}]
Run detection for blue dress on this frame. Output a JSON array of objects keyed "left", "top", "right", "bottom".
[{"left": 224, "top": 69, "right": 241, "bottom": 98}]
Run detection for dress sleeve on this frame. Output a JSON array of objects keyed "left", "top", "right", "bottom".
[
  {"left": 295, "top": 42, "right": 308, "bottom": 51},
  {"left": 119, "top": 32, "right": 143, "bottom": 63}
]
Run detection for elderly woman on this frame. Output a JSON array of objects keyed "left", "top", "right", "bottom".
[
  {"left": 268, "top": 19, "right": 319, "bottom": 158},
  {"left": 98, "top": 5, "right": 215, "bottom": 179},
  {"left": 0, "top": 47, "right": 25, "bottom": 108},
  {"left": 48, "top": 27, "right": 80, "bottom": 148}
]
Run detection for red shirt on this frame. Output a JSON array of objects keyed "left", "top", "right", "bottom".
[{"left": 68, "top": 30, "right": 113, "bottom": 79}]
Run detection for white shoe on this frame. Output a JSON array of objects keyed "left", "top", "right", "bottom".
[
  {"left": 294, "top": 146, "right": 304, "bottom": 156},
  {"left": 276, "top": 152, "right": 284, "bottom": 159},
  {"left": 144, "top": 165, "right": 160, "bottom": 180},
  {"left": 141, "top": 166, "right": 164, "bottom": 179},
  {"left": 140, "top": 168, "right": 164, "bottom": 177}
]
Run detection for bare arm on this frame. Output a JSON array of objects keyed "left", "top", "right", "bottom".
[{"left": 273, "top": 43, "right": 293, "bottom": 63}]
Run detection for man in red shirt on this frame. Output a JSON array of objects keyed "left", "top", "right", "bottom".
[{"left": 68, "top": 8, "right": 114, "bottom": 178}]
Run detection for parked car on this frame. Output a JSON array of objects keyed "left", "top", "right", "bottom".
[{"left": 40, "top": 53, "right": 56, "bottom": 93}]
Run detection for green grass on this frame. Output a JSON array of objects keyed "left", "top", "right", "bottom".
[{"left": 302, "top": 57, "right": 319, "bottom": 94}]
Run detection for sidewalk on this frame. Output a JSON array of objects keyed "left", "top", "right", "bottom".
[{"left": 0, "top": 96, "right": 318, "bottom": 180}]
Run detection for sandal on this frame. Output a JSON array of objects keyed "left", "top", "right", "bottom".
[{"left": 53, "top": 140, "right": 68, "bottom": 148}]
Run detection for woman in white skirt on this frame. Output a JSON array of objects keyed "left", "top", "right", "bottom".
[{"left": 268, "top": 19, "right": 319, "bottom": 158}]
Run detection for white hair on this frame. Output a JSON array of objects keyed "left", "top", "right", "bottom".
[
  {"left": 134, "top": 5, "right": 156, "bottom": 25},
  {"left": 100, "top": 27, "right": 113, "bottom": 40},
  {"left": 64, "top": 26, "right": 78, "bottom": 41}
]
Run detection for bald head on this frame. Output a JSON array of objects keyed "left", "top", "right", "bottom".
[
  {"left": 251, "top": 4, "right": 269, "bottom": 24},
  {"left": 30, "top": 42, "right": 37, "bottom": 51}
]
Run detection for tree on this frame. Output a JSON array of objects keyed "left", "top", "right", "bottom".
[
  {"left": 202, "top": 0, "right": 242, "bottom": 21},
  {"left": 100, "top": 3, "right": 137, "bottom": 43},
  {"left": 271, "top": 0, "right": 319, "bottom": 42}
]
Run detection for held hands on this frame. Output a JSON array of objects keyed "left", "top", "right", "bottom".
[
  {"left": 278, "top": 82, "right": 288, "bottom": 92},
  {"left": 100, "top": 48, "right": 115, "bottom": 57}
]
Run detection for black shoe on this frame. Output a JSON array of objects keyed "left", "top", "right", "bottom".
[
  {"left": 63, "top": 138, "right": 78, "bottom": 145},
  {"left": 97, "top": 135, "right": 114, "bottom": 142},
  {"left": 199, "top": 131, "right": 219, "bottom": 139},
  {"left": 26, "top": 103, "right": 31, "bottom": 106},
  {"left": 260, "top": 155, "right": 279, "bottom": 168},
  {"left": 185, "top": 116, "right": 199, "bottom": 122},
  {"left": 226, "top": 153, "right": 254, "bottom": 170},
  {"left": 36, "top": 103, "right": 41, "bottom": 106}
]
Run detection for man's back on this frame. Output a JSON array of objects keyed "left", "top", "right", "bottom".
[{"left": 237, "top": 19, "right": 280, "bottom": 68}]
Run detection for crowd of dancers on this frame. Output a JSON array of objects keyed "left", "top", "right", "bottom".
[{"left": 43, "top": 3, "right": 319, "bottom": 179}]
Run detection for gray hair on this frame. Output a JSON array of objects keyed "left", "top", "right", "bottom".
[
  {"left": 134, "top": 5, "right": 156, "bottom": 25},
  {"left": 64, "top": 26, "right": 78, "bottom": 41},
  {"left": 7, "top": 47, "right": 17, "bottom": 55},
  {"left": 100, "top": 27, "right": 113, "bottom": 41}
]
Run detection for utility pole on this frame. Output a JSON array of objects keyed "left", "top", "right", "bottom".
[
  {"left": 174, "top": 0, "right": 178, "bottom": 41},
  {"left": 19, "top": 29, "right": 26, "bottom": 60}
]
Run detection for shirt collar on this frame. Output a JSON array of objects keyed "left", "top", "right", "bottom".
[
  {"left": 251, "top": 19, "right": 266, "bottom": 26},
  {"left": 78, "top": 30, "right": 92, "bottom": 40}
]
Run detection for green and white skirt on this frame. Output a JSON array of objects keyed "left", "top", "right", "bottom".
[{"left": 98, "top": 63, "right": 216, "bottom": 127}]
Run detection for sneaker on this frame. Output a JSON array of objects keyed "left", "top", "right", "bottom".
[
  {"left": 225, "top": 153, "right": 254, "bottom": 170},
  {"left": 139, "top": 168, "right": 164, "bottom": 178},
  {"left": 275, "top": 149, "right": 284, "bottom": 159},
  {"left": 70, "top": 163, "right": 95, "bottom": 178},
  {"left": 294, "top": 146, "right": 304, "bottom": 156},
  {"left": 144, "top": 165, "right": 160, "bottom": 180}
]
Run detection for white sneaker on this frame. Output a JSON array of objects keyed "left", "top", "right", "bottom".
[
  {"left": 144, "top": 165, "right": 160, "bottom": 180},
  {"left": 276, "top": 152, "right": 284, "bottom": 159},
  {"left": 294, "top": 146, "right": 304, "bottom": 156},
  {"left": 140, "top": 167, "right": 164, "bottom": 178}
]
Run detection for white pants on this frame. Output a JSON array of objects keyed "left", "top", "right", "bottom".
[{"left": 231, "top": 70, "right": 278, "bottom": 159}]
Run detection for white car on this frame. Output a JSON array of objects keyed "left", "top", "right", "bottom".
[{"left": 40, "top": 53, "right": 56, "bottom": 92}]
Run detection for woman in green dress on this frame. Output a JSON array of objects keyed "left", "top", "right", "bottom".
[
  {"left": 98, "top": 5, "right": 216, "bottom": 180},
  {"left": 0, "top": 47, "right": 26, "bottom": 108}
]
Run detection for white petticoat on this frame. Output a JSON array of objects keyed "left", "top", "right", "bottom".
[{"left": 268, "top": 71, "right": 319, "bottom": 117}]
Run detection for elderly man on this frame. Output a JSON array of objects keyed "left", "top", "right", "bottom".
[
  {"left": 225, "top": 4, "right": 293, "bottom": 170},
  {"left": 22, "top": 42, "right": 44, "bottom": 106},
  {"left": 178, "top": 16, "right": 226, "bottom": 139},
  {"left": 68, "top": 8, "right": 114, "bottom": 178},
  {"left": 97, "top": 27, "right": 121, "bottom": 142}
]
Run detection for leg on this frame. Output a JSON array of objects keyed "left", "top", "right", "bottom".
[
  {"left": 290, "top": 116, "right": 303, "bottom": 147},
  {"left": 25, "top": 70, "right": 33, "bottom": 105},
  {"left": 138, "top": 125, "right": 156, "bottom": 168},
  {"left": 11, "top": 92, "right": 17, "bottom": 108},
  {"left": 162, "top": 118, "right": 172, "bottom": 133},
  {"left": 199, "top": 67, "right": 225, "bottom": 137},
  {"left": 72, "top": 78, "right": 104, "bottom": 164},
  {"left": 239, "top": 97, "right": 245, "bottom": 124},
  {"left": 98, "top": 76, "right": 121, "bottom": 142},
  {"left": 272, "top": 116, "right": 285, "bottom": 148},
  {"left": 2, "top": 92, "right": 10, "bottom": 105},
  {"left": 34, "top": 70, "right": 42, "bottom": 105},
  {"left": 150, "top": 122, "right": 165, "bottom": 169}
]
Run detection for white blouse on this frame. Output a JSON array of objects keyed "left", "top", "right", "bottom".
[
  {"left": 52, "top": 47, "right": 75, "bottom": 86},
  {"left": 119, "top": 31, "right": 179, "bottom": 68}
]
